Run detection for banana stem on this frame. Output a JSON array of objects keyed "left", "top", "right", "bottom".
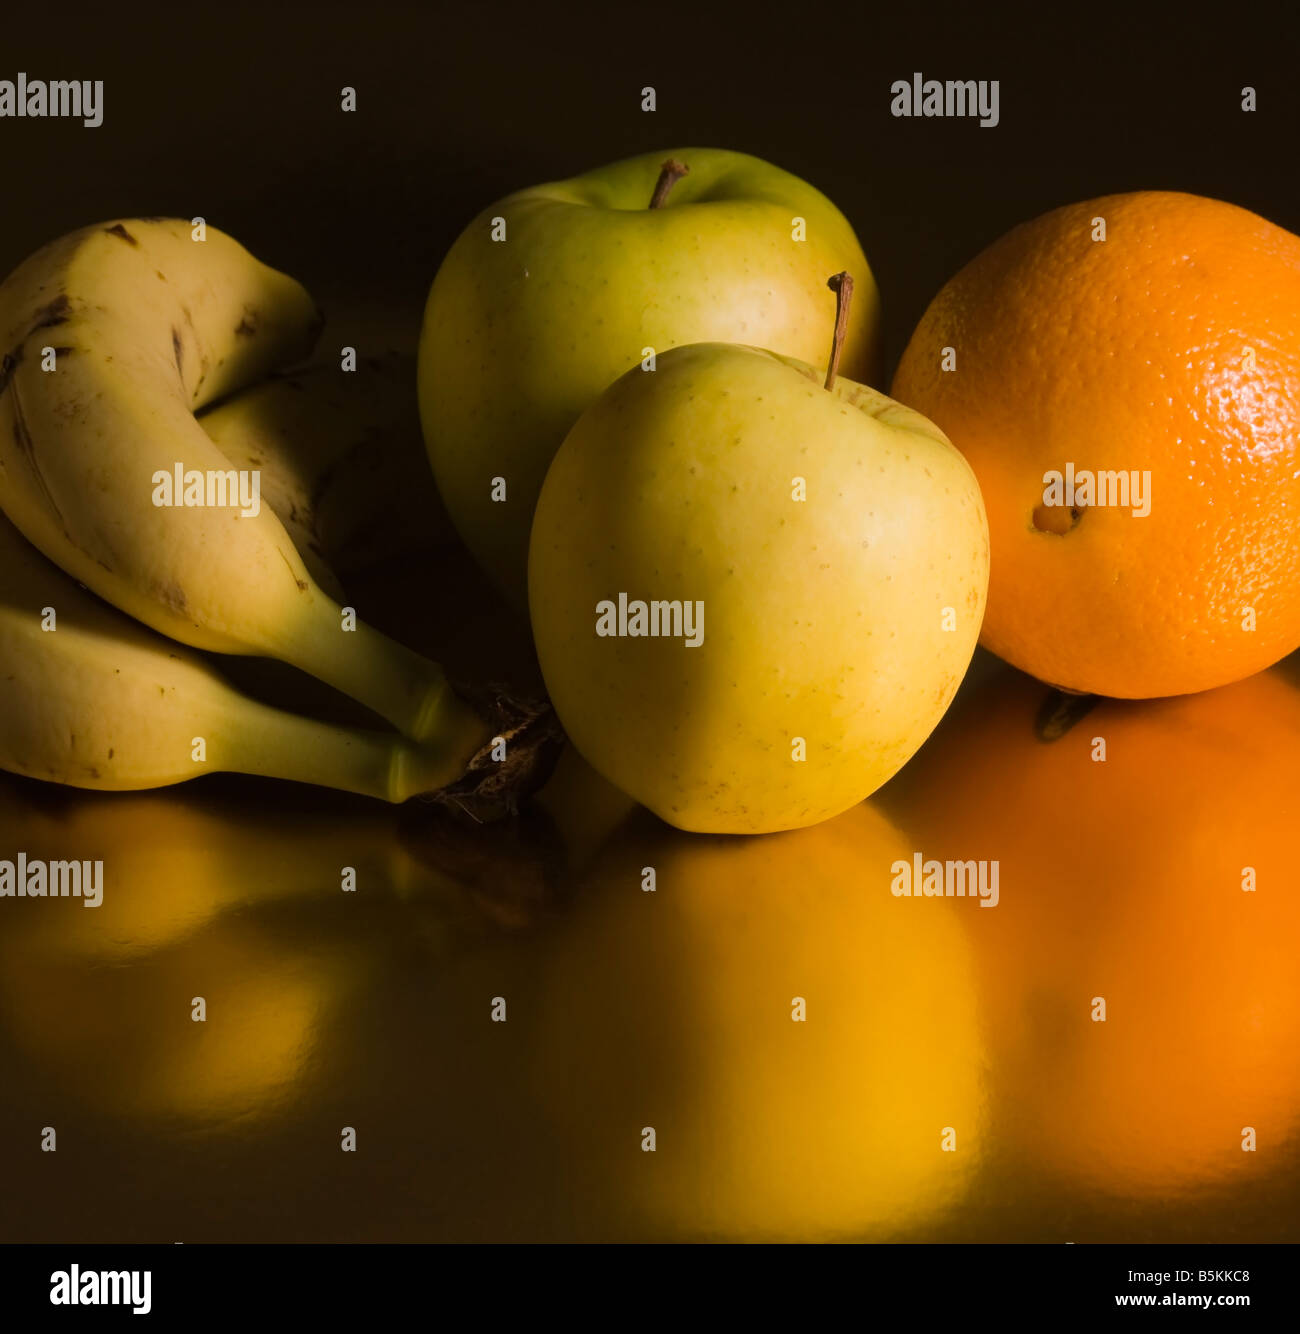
[
  {"left": 280, "top": 600, "right": 488, "bottom": 753},
  {"left": 249, "top": 598, "right": 564, "bottom": 814},
  {"left": 223, "top": 696, "right": 475, "bottom": 803}
]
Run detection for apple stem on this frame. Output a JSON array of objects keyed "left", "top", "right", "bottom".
[
  {"left": 649, "top": 158, "right": 690, "bottom": 209},
  {"left": 824, "top": 271, "right": 854, "bottom": 391}
]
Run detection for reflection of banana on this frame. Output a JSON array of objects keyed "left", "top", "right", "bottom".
[
  {"left": 0, "top": 780, "right": 389, "bottom": 960},
  {"left": 0, "top": 918, "right": 368, "bottom": 1125},
  {"left": 198, "top": 357, "right": 454, "bottom": 595},
  {"left": 0, "top": 783, "right": 506, "bottom": 1127},
  {"left": 532, "top": 802, "right": 985, "bottom": 1240},
  {"left": 0, "top": 220, "right": 480, "bottom": 749},
  {"left": 0, "top": 775, "right": 491, "bottom": 963},
  {"left": 0, "top": 514, "right": 467, "bottom": 798}
]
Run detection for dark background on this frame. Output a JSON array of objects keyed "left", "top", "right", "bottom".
[{"left": 4, "top": 1, "right": 1298, "bottom": 376}]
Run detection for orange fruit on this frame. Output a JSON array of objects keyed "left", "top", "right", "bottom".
[{"left": 891, "top": 192, "right": 1300, "bottom": 698}]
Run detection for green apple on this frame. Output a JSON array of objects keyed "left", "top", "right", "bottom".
[
  {"left": 527, "top": 284, "right": 989, "bottom": 834},
  {"left": 418, "top": 147, "right": 881, "bottom": 603}
]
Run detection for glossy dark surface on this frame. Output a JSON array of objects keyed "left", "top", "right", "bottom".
[{"left": 3, "top": 602, "right": 1297, "bottom": 1241}]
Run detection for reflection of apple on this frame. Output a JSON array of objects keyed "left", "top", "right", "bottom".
[
  {"left": 418, "top": 147, "right": 880, "bottom": 602},
  {"left": 529, "top": 334, "right": 988, "bottom": 833},
  {"left": 530, "top": 803, "right": 985, "bottom": 1241}
]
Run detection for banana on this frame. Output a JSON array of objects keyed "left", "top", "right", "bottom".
[
  {"left": 0, "top": 219, "right": 480, "bottom": 753},
  {"left": 197, "top": 355, "right": 456, "bottom": 591},
  {"left": 198, "top": 372, "right": 349, "bottom": 604},
  {"left": 0, "top": 511, "right": 465, "bottom": 800}
]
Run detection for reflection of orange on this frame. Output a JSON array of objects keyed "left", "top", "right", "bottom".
[
  {"left": 891, "top": 192, "right": 1300, "bottom": 698},
  {"left": 531, "top": 803, "right": 986, "bottom": 1241},
  {"left": 885, "top": 660, "right": 1300, "bottom": 1194}
]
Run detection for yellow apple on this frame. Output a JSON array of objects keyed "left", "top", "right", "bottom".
[{"left": 528, "top": 337, "right": 989, "bottom": 833}]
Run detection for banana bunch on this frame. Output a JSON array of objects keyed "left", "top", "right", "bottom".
[
  {"left": 0, "top": 219, "right": 552, "bottom": 804},
  {"left": 197, "top": 354, "right": 456, "bottom": 599},
  {"left": 0, "top": 511, "right": 461, "bottom": 799}
]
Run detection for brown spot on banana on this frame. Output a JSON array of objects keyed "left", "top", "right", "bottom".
[
  {"left": 103, "top": 223, "right": 138, "bottom": 246},
  {"left": 275, "top": 545, "right": 308, "bottom": 591},
  {"left": 0, "top": 351, "right": 20, "bottom": 397},
  {"left": 27, "top": 294, "right": 72, "bottom": 333},
  {"left": 157, "top": 583, "right": 189, "bottom": 615},
  {"left": 172, "top": 327, "right": 184, "bottom": 379},
  {"left": 235, "top": 307, "right": 259, "bottom": 337},
  {"left": 1, "top": 303, "right": 77, "bottom": 398},
  {"left": 8, "top": 380, "right": 68, "bottom": 533}
]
